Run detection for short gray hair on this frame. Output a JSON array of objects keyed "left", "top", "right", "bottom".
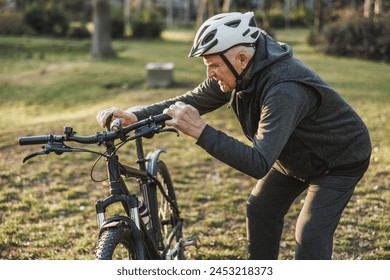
[{"left": 225, "top": 45, "right": 255, "bottom": 60}]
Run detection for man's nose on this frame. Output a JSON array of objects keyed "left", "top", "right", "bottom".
[{"left": 206, "top": 67, "right": 215, "bottom": 79}]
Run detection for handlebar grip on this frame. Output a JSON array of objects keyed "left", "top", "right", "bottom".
[
  {"left": 153, "top": 114, "right": 172, "bottom": 124},
  {"left": 19, "top": 135, "right": 51, "bottom": 145}
]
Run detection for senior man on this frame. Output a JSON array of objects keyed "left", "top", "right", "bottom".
[{"left": 97, "top": 12, "right": 371, "bottom": 259}]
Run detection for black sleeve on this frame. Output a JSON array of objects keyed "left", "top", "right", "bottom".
[
  {"left": 196, "top": 82, "right": 318, "bottom": 179},
  {"left": 132, "top": 78, "right": 231, "bottom": 120}
]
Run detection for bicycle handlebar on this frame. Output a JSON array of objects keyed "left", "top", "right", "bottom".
[
  {"left": 19, "top": 135, "right": 54, "bottom": 145},
  {"left": 19, "top": 113, "right": 172, "bottom": 146}
]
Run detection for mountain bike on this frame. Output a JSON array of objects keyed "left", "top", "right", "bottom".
[{"left": 19, "top": 113, "right": 199, "bottom": 259}]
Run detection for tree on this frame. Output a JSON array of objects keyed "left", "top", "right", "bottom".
[
  {"left": 284, "top": 0, "right": 291, "bottom": 28},
  {"left": 314, "top": 0, "right": 326, "bottom": 33},
  {"left": 166, "top": 0, "right": 173, "bottom": 28},
  {"left": 222, "top": 0, "right": 232, "bottom": 12},
  {"left": 197, "top": 0, "right": 217, "bottom": 27},
  {"left": 182, "top": 0, "right": 191, "bottom": 26},
  {"left": 364, "top": 0, "right": 374, "bottom": 18},
  {"left": 258, "top": 0, "right": 272, "bottom": 30},
  {"left": 364, "top": 0, "right": 384, "bottom": 19},
  {"left": 124, "top": 0, "right": 131, "bottom": 36},
  {"left": 91, "top": 0, "right": 115, "bottom": 58},
  {"left": 374, "top": 0, "right": 384, "bottom": 16}
]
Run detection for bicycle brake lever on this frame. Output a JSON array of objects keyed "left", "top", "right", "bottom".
[
  {"left": 22, "top": 142, "right": 73, "bottom": 163},
  {"left": 22, "top": 150, "right": 47, "bottom": 163},
  {"left": 158, "top": 127, "right": 180, "bottom": 137}
]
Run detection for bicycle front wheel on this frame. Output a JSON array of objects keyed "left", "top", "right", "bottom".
[{"left": 95, "top": 225, "right": 140, "bottom": 260}]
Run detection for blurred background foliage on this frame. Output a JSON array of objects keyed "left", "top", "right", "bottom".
[
  {"left": 0, "top": 0, "right": 389, "bottom": 62},
  {"left": 0, "top": 0, "right": 389, "bottom": 260}
]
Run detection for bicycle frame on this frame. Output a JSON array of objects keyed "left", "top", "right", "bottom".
[
  {"left": 94, "top": 128, "right": 178, "bottom": 260},
  {"left": 19, "top": 114, "right": 195, "bottom": 260}
]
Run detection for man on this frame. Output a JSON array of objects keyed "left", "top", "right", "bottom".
[{"left": 96, "top": 12, "right": 371, "bottom": 259}]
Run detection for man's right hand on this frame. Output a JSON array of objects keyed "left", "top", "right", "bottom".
[{"left": 96, "top": 107, "right": 138, "bottom": 128}]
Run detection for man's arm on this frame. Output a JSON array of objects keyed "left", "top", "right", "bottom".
[
  {"left": 96, "top": 78, "right": 229, "bottom": 128},
  {"left": 132, "top": 78, "right": 231, "bottom": 120},
  {"left": 196, "top": 82, "right": 317, "bottom": 179}
]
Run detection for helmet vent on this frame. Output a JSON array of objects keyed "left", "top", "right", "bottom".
[
  {"left": 225, "top": 20, "right": 241, "bottom": 28},
  {"left": 203, "top": 30, "right": 217, "bottom": 44},
  {"left": 197, "top": 25, "right": 210, "bottom": 43},
  {"left": 249, "top": 17, "right": 257, "bottom": 27},
  {"left": 251, "top": 30, "right": 259, "bottom": 39}
]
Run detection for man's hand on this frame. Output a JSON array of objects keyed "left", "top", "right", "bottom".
[
  {"left": 163, "top": 102, "right": 206, "bottom": 140},
  {"left": 96, "top": 107, "right": 138, "bottom": 128}
]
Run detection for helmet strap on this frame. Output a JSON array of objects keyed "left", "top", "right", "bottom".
[{"left": 220, "top": 52, "right": 254, "bottom": 91}]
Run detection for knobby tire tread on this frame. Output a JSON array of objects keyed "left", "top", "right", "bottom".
[{"left": 95, "top": 226, "right": 135, "bottom": 260}]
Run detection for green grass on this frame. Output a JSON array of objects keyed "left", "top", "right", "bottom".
[{"left": 0, "top": 29, "right": 389, "bottom": 260}]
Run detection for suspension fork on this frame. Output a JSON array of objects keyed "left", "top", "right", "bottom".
[{"left": 95, "top": 194, "right": 147, "bottom": 259}]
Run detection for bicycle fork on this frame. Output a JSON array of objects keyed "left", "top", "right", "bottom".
[{"left": 95, "top": 194, "right": 149, "bottom": 259}]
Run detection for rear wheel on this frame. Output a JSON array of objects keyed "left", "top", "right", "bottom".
[{"left": 154, "top": 161, "right": 184, "bottom": 259}]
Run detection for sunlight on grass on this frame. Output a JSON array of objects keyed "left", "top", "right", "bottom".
[{"left": 0, "top": 29, "right": 389, "bottom": 260}]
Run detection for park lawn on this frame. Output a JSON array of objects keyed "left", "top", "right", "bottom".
[{"left": 0, "top": 29, "right": 389, "bottom": 260}]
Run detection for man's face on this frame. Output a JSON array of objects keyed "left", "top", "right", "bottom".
[{"left": 203, "top": 53, "right": 240, "bottom": 93}]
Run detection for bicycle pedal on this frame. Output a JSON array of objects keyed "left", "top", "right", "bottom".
[{"left": 181, "top": 235, "right": 200, "bottom": 249}]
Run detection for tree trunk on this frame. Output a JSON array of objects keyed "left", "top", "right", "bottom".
[
  {"left": 374, "top": 0, "right": 383, "bottom": 16},
  {"left": 91, "top": 0, "right": 115, "bottom": 58},
  {"left": 124, "top": 0, "right": 131, "bottom": 37},
  {"left": 166, "top": 0, "right": 174, "bottom": 28},
  {"left": 207, "top": 0, "right": 216, "bottom": 18},
  {"left": 364, "top": 0, "right": 374, "bottom": 18},
  {"left": 262, "top": 0, "right": 272, "bottom": 30},
  {"left": 291, "top": 0, "right": 297, "bottom": 10},
  {"left": 222, "top": 0, "right": 232, "bottom": 12},
  {"left": 197, "top": 0, "right": 207, "bottom": 27},
  {"left": 314, "top": 0, "right": 325, "bottom": 33},
  {"left": 284, "top": 0, "right": 291, "bottom": 28},
  {"left": 182, "top": 0, "right": 191, "bottom": 26},
  {"left": 197, "top": 0, "right": 218, "bottom": 27}
]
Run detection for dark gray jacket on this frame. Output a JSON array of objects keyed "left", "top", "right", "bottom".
[{"left": 133, "top": 33, "right": 371, "bottom": 179}]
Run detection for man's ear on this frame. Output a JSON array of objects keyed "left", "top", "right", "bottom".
[{"left": 238, "top": 53, "right": 248, "bottom": 69}]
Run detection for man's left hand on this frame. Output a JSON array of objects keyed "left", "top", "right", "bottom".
[{"left": 163, "top": 102, "right": 206, "bottom": 140}]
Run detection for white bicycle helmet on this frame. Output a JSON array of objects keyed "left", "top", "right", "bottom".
[{"left": 188, "top": 11, "right": 260, "bottom": 57}]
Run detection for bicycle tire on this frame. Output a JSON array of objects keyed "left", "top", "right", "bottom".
[
  {"left": 154, "top": 161, "right": 184, "bottom": 259},
  {"left": 95, "top": 225, "right": 141, "bottom": 260}
]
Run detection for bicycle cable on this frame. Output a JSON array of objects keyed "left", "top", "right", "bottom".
[{"left": 89, "top": 138, "right": 136, "bottom": 183}]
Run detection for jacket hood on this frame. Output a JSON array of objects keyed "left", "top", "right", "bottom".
[
  {"left": 234, "top": 32, "right": 292, "bottom": 96},
  {"left": 247, "top": 32, "right": 293, "bottom": 79}
]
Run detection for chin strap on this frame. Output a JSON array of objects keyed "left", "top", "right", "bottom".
[{"left": 220, "top": 51, "right": 255, "bottom": 91}]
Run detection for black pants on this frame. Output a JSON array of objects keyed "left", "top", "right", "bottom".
[{"left": 246, "top": 168, "right": 364, "bottom": 259}]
